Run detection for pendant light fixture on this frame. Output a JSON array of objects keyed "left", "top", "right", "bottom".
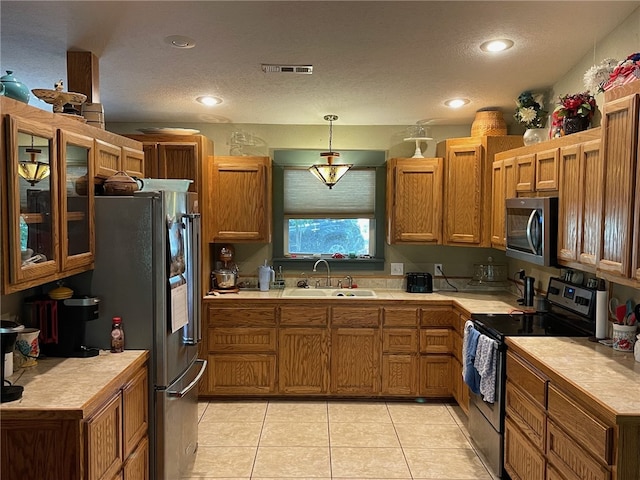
[
  {"left": 309, "top": 114, "right": 352, "bottom": 189},
  {"left": 17, "top": 135, "right": 50, "bottom": 186}
]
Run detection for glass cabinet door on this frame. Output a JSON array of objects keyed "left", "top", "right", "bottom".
[
  {"left": 59, "top": 130, "right": 95, "bottom": 271},
  {"left": 6, "top": 115, "right": 58, "bottom": 286}
]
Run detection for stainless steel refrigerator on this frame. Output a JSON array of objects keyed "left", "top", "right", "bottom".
[{"left": 88, "top": 191, "right": 206, "bottom": 480}]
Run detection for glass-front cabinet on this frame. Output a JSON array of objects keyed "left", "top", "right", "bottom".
[{"left": 2, "top": 114, "right": 94, "bottom": 293}]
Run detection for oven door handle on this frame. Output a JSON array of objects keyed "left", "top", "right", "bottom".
[{"left": 525, "top": 210, "right": 539, "bottom": 254}]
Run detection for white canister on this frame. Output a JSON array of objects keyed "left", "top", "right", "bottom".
[
  {"left": 14, "top": 328, "right": 40, "bottom": 367},
  {"left": 634, "top": 334, "right": 640, "bottom": 362},
  {"left": 611, "top": 324, "right": 637, "bottom": 352}
]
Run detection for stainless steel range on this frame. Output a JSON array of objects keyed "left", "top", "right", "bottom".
[{"left": 467, "top": 277, "right": 597, "bottom": 478}]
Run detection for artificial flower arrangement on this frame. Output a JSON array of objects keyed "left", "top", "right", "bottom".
[
  {"left": 551, "top": 92, "right": 597, "bottom": 137},
  {"left": 514, "top": 91, "right": 547, "bottom": 129},
  {"left": 553, "top": 92, "right": 597, "bottom": 120},
  {"left": 603, "top": 52, "right": 640, "bottom": 90},
  {"left": 584, "top": 58, "right": 618, "bottom": 93}
]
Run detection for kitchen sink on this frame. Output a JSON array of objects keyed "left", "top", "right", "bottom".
[
  {"left": 281, "top": 288, "right": 377, "bottom": 298},
  {"left": 331, "top": 289, "right": 376, "bottom": 297}
]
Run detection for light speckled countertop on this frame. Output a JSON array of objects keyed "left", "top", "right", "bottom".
[
  {"left": 1, "top": 350, "right": 148, "bottom": 416},
  {"left": 506, "top": 337, "right": 640, "bottom": 420},
  {"left": 204, "top": 288, "right": 523, "bottom": 314}
]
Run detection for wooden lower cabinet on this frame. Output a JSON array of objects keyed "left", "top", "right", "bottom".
[
  {"left": 419, "top": 355, "right": 451, "bottom": 396},
  {"left": 504, "top": 417, "right": 546, "bottom": 480},
  {"left": 0, "top": 359, "right": 148, "bottom": 480},
  {"left": 201, "top": 301, "right": 460, "bottom": 400},
  {"left": 279, "top": 327, "right": 330, "bottom": 394},
  {"left": 331, "top": 327, "right": 381, "bottom": 394},
  {"left": 505, "top": 347, "right": 628, "bottom": 480},
  {"left": 208, "top": 353, "right": 277, "bottom": 394}
]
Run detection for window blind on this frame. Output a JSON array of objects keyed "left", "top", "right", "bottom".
[{"left": 283, "top": 168, "right": 375, "bottom": 215}]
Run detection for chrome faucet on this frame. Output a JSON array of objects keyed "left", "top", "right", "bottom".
[
  {"left": 313, "top": 259, "right": 331, "bottom": 287},
  {"left": 345, "top": 275, "right": 353, "bottom": 289}
]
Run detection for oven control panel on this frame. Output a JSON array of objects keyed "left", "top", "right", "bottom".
[{"left": 546, "top": 277, "right": 596, "bottom": 318}]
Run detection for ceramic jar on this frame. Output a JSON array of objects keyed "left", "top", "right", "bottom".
[
  {"left": 0, "top": 70, "right": 30, "bottom": 103},
  {"left": 562, "top": 116, "right": 590, "bottom": 135},
  {"left": 523, "top": 128, "right": 549, "bottom": 146}
]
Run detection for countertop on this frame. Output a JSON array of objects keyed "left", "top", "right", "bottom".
[
  {"left": 204, "top": 288, "right": 524, "bottom": 314},
  {"left": 506, "top": 336, "right": 640, "bottom": 420},
  {"left": 1, "top": 350, "right": 148, "bottom": 417}
]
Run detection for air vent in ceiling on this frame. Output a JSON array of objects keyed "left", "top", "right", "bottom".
[{"left": 261, "top": 64, "right": 313, "bottom": 74}]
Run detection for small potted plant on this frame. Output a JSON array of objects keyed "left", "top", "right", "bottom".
[
  {"left": 514, "top": 91, "right": 548, "bottom": 145},
  {"left": 553, "top": 92, "right": 597, "bottom": 136}
]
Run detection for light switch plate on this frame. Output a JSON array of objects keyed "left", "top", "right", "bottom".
[{"left": 391, "top": 263, "right": 404, "bottom": 275}]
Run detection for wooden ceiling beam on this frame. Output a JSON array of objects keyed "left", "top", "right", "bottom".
[{"left": 66, "top": 51, "right": 100, "bottom": 103}]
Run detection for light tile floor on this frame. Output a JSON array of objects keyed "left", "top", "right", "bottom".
[{"left": 182, "top": 400, "right": 498, "bottom": 479}]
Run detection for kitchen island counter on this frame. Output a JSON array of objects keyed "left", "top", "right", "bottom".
[
  {"left": 1, "top": 349, "right": 148, "bottom": 418},
  {"left": 506, "top": 336, "right": 640, "bottom": 420}
]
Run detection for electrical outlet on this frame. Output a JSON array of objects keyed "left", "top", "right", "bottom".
[
  {"left": 434, "top": 263, "right": 443, "bottom": 276},
  {"left": 390, "top": 263, "right": 404, "bottom": 275}
]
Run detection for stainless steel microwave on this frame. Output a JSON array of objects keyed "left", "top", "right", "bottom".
[{"left": 505, "top": 197, "right": 558, "bottom": 266}]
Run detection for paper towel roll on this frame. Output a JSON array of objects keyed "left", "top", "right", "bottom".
[{"left": 596, "top": 290, "right": 608, "bottom": 339}]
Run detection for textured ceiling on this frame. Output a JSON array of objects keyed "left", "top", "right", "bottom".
[{"left": 1, "top": 1, "right": 638, "bottom": 125}]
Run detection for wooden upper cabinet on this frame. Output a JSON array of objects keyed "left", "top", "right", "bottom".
[
  {"left": 141, "top": 142, "right": 198, "bottom": 192},
  {"left": 211, "top": 156, "right": 272, "bottom": 243},
  {"left": 437, "top": 136, "right": 523, "bottom": 247},
  {"left": 598, "top": 93, "right": 639, "bottom": 278},
  {"left": 386, "top": 157, "right": 443, "bottom": 244},
  {"left": 535, "top": 148, "right": 559, "bottom": 191},
  {"left": 124, "top": 134, "right": 214, "bottom": 195},
  {"left": 444, "top": 142, "right": 484, "bottom": 245},
  {"left": 491, "top": 158, "right": 516, "bottom": 248},
  {"left": 558, "top": 139, "right": 602, "bottom": 270},
  {"left": 121, "top": 146, "right": 144, "bottom": 179},
  {"left": 515, "top": 153, "right": 536, "bottom": 192},
  {"left": 95, "top": 138, "right": 122, "bottom": 179}
]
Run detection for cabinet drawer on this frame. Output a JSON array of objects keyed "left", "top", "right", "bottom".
[
  {"left": 451, "top": 333, "right": 462, "bottom": 361},
  {"left": 506, "top": 351, "right": 547, "bottom": 407},
  {"left": 505, "top": 381, "right": 546, "bottom": 452},
  {"left": 280, "top": 306, "right": 328, "bottom": 326},
  {"left": 331, "top": 307, "right": 380, "bottom": 327},
  {"left": 208, "top": 353, "right": 277, "bottom": 394},
  {"left": 419, "top": 328, "right": 452, "bottom": 354},
  {"left": 208, "top": 327, "right": 277, "bottom": 353},
  {"left": 420, "top": 307, "right": 456, "bottom": 327},
  {"left": 548, "top": 384, "right": 613, "bottom": 465},
  {"left": 122, "top": 435, "right": 148, "bottom": 480},
  {"left": 207, "top": 306, "right": 276, "bottom": 327},
  {"left": 383, "top": 307, "right": 418, "bottom": 327},
  {"left": 547, "top": 419, "right": 611, "bottom": 480},
  {"left": 383, "top": 329, "right": 418, "bottom": 353},
  {"left": 504, "top": 417, "right": 546, "bottom": 480}
]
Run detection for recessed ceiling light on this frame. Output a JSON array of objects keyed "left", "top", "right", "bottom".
[
  {"left": 196, "top": 96, "right": 222, "bottom": 106},
  {"left": 445, "top": 98, "right": 470, "bottom": 108},
  {"left": 164, "top": 35, "right": 196, "bottom": 49},
  {"left": 480, "top": 39, "right": 514, "bottom": 53}
]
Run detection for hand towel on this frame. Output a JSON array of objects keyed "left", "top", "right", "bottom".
[
  {"left": 462, "top": 320, "right": 481, "bottom": 394},
  {"left": 474, "top": 334, "right": 497, "bottom": 403}
]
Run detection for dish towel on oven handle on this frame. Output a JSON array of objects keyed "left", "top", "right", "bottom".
[
  {"left": 474, "top": 334, "right": 497, "bottom": 403},
  {"left": 462, "top": 320, "right": 481, "bottom": 395}
]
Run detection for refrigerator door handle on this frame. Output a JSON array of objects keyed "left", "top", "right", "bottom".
[
  {"left": 182, "top": 212, "right": 202, "bottom": 345},
  {"left": 167, "top": 359, "right": 207, "bottom": 398}
]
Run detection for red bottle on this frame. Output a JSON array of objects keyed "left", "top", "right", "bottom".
[{"left": 110, "top": 317, "right": 125, "bottom": 353}]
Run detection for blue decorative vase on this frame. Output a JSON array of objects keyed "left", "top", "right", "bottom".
[{"left": 0, "top": 70, "right": 30, "bottom": 103}]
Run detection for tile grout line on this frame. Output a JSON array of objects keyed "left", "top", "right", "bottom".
[
  {"left": 249, "top": 400, "right": 269, "bottom": 479},
  {"left": 386, "top": 401, "right": 416, "bottom": 480},
  {"left": 326, "top": 401, "right": 333, "bottom": 479}
]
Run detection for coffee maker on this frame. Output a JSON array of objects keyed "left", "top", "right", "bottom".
[
  {"left": 24, "top": 296, "right": 100, "bottom": 358},
  {"left": 1, "top": 321, "right": 24, "bottom": 402}
]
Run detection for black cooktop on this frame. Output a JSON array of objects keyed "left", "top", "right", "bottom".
[
  {"left": 471, "top": 312, "right": 592, "bottom": 342},
  {"left": 471, "top": 277, "right": 598, "bottom": 342}
]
